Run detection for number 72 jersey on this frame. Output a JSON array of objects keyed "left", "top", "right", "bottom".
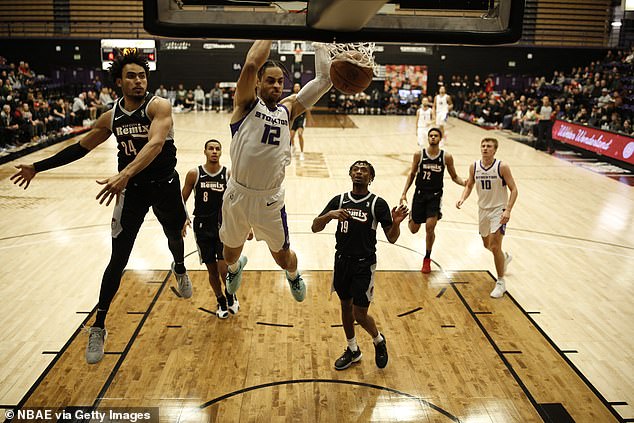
[
  {"left": 229, "top": 98, "right": 291, "bottom": 190},
  {"left": 474, "top": 159, "right": 508, "bottom": 210}
]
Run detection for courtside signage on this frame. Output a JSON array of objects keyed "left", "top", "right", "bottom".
[{"left": 552, "top": 120, "right": 634, "bottom": 165}]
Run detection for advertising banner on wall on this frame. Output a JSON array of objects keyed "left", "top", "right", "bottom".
[{"left": 552, "top": 120, "right": 634, "bottom": 165}]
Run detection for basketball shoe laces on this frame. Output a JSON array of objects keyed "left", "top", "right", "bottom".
[{"left": 288, "top": 275, "right": 302, "bottom": 290}]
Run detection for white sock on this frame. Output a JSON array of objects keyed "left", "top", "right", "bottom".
[
  {"left": 228, "top": 261, "right": 240, "bottom": 273},
  {"left": 347, "top": 337, "right": 358, "bottom": 352},
  {"left": 287, "top": 269, "right": 299, "bottom": 280},
  {"left": 372, "top": 332, "right": 384, "bottom": 346}
]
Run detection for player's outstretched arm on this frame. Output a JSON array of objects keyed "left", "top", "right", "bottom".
[
  {"left": 10, "top": 111, "right": 113, "bottom": 189},
  {"left": 285, "top": 42, "right": 333, "bottom": 120},
  {"left": 233, "top": 40, "right": 272, "bottom": 117},
  {"left": 96, "top": 98, "right": 171, "bottom": 206},
  {"left": 499, "top": 162, "right": 518, "bottom": 224},
  {"left": 445, "top": 152, "right": 466, "bottom": 187},
  {"left": 456, "top": 162, "right": 475, "bottom": 209},
  {"left": 400, "top": 151, "right": 421, "bottom": 204}
]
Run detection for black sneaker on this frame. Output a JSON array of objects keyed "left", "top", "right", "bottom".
[
  {"left": 334, "top": 347, "right": 362, "bottom": 370},
  {"left": 374, "top": 335, "right": 388, "bottom": 369}
]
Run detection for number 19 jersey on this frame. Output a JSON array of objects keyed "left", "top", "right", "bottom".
[
  {"left": 229, "top": 98, "right": 291, "bottom": 190},
  {"left": 474, "top": 159, "right": 507, "bottom": 210}
]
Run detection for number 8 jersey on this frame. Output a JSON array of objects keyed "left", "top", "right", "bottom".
[
  {"left": 474, "top": 159, "right": 508, "bottom": 210},
  {"left": 229, "top": 98, "right": 291, "bottom": 190},
  {"left": 109, "top": 93, "right": 177, "bottom": 184}
]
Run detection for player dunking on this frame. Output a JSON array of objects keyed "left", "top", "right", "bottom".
[
  {"left": 312, "top": 161, "right": 408, "bottom": 370},
  {"left": 401, "top": 127, "right": 465, "bottom": 273},
  {"left": 10, "top": 51, "right": 192, "bottom": 363},
  {"left": 456, "top": 137, "right": 518, "bottom": 298},
  {"left": 220, "top": 40, "right": 333, "bottom": 301},
  {"left": 290, "top": 83, "right": 307, "bottom": 161},
  {"left": 433, "top": 86, "right": 452, "bottom": 144},
  {"left": 181, "top": 139, "right": 238, "bottom": 319}
]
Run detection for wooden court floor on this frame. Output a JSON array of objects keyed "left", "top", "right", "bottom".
[
  {"left": 0, "top": 113, "right": 633, "bottom": 422},
  {"left": 9, "top": 270, "right": 620, "bottom": 422}
]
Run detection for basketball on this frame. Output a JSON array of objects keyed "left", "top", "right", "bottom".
[{"left": 330, "top": 59, "right": 374, "bottom": 95}]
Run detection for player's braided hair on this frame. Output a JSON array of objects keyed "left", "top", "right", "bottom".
[
  {"left": 108, "top": 49, "right": 150, "bottom": 85},
  {"left": 349, "top": 160, "right": 376, "bottom": 181}
]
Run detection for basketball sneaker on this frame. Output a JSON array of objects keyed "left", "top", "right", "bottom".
[
  {"left": 421, "top": 258, "right": 432, "bottom": 274},
  {"left": 334, "top": 347, "right": 362, "bottom": 370},
  {"left": 285, "top": 271, "right": 306, "bottom": 302},
  {"left": 504, "top": 252, "right": 513, "bottom": 273},
  {"left": 171, "top": 264, "right": 193, "bottom": 299},
  {"left": 226, "top": 256, "right": 248, "bottom": 295},
  {"left": 216, "top": 302, "right": 229, "bottom": 319},
  {"left": 86, "top": 326, "right": 107, "bottom": 364},
  {"left": 374, "top": 334, "right": 388, "bottom": 369},
  {"left": 490, "top": 279, "right": 506, "bottom": 298},
  {"left": 227, "top": 292, "right": 240, "bottom": 315}
]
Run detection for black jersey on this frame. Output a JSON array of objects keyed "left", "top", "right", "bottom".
[
  {"left": 415, "top": 149, "right": 445, "bottom": 193},
  {"left": 111, "top": 93, "right": 177, "bottom": 183},
  {"left": 193, "top": 165, "right": 227, "bottom": 219},
  {"left": 320, "top": 191, "right": 392, "bottom": 257}
]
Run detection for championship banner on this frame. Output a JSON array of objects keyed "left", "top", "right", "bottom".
[{"left": 552, "top": 120, "right": 634, "bottom": 165}]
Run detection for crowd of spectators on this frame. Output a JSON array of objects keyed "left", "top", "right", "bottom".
[
  {"left": 155, "top": 82, "right": 236, "bottom": 113},
  {"left": 0, "top": 56, "right": 118, "bottom": 156}
]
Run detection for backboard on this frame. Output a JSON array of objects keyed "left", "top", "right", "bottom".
[{"left": 143, "top": 0, "right": 525, "bottom": 45}]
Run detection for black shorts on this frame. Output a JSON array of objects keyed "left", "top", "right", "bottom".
[
  {"left": 111, "top": 170, "right": 187, "bottom": 239},
  {"left": 194, "top": 216, "right": 224, "bottom": 263},
  {"left": 291, "top": 114, "right": 306, "bottom": 131},
  {"left": 332, "top": 253, "right": 377, "bottom": 308},
  {"left": 411, "top": 189, "right": 443, "bottom": 224}
]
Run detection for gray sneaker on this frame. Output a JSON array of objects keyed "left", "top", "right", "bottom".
[
  {"left": 172, "top": 263, "right": 193, "bottom": 299},
  {"left": 285, "top": 271, "right": 306, "bottom": 302},
  {"left": 86, "top": 327, "right": 107, "bottom": 364},
  {"left": 226, "top": 256, "right": 248, "bottom": 295}
]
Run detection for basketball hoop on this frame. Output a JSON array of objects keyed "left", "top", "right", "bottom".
[
  {"left": 294, "top": 47, "right": 304, "bottom": 63},
  {"left": 323, "top": 42, "right": 377, "bottom": 74}
]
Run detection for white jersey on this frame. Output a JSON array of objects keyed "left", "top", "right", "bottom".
[
  {"left": 435, "top": 94, "right": 450, "bottom": 114},
  {"left": 474, "top": 159, "right": 508, "bottom": 210},
  {"left": 417, "top": 107, "right": 433, "bottom": 128},
  {"left": 230, "top": 98, "right": 291, "bottom": 190}
]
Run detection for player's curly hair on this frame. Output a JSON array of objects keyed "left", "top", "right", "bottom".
[
  {"left": 108, "top": 50, "right": 150, "bottom": 84},
  {"left": 349, "top": 160, "right": 376, "bottom": 181},
  {"left": 428, "top": 127, "right": 443, "bottom": 137}
]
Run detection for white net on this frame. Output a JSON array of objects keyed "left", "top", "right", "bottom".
[{"left": 323, "top": 42, "right": 376, "bottom": 72}]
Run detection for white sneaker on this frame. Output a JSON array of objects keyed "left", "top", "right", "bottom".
[
  {"left": 171, "top": 263, "right": 193, "bottom": 299},
  {"left": 216, "top": 303, "right": 229, "bottom": 319},
  {"left": 504, "top": 252, "right": 512, "bottom": 273},
  {"left": 227, "top": 294, "right": 240, "bottom": 314},
  {"left": 490, "top": 279, "right": 506, "bottom": 298},
  {"left": 299, "top": 152, "right": 305, "bottom": 161}
]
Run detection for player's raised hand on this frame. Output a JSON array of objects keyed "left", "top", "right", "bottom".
[
  {"left": 10, "top": 164, "right": 37, "bottom": 189},
  {"left": 391, "top": 203, "right": 409, "bottom": 224}
]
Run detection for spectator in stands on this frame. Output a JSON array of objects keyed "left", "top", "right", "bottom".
[
  {"left": 86, "top": 90, "right": 102, "bottom": 119},
  {"left": 209, "top": 83, "right": 223, "bottom": 112},
  {"left": 99, "top": 87, "right": 115, "bottom": 110},
  {"left": 193, "top": 85, "right": 206, "bottom": 111},
  {"left": 167, "top": 85, "right": 176, "bottom": 105},
  {"left": 609, "top": 112, "right": 623, "bottom": 133},
  {"left": 621, "top": 119, "right": 633, "bottom": 135},
  {"left": 154, "top": 84, "right": 167, "bottom": 99},
  {"left": 1, "top": 104, "right": 20, "bottom": 149},
  {"left": 72, "top": 92, "right": 89, "bottom": 125},
  {"left": 183, "top": 90, "right": 195, "bottom": 111},
  {"left": 175, "top": 83, "right": 186, "bottom": 107},
  {"left": 597, "top": 88, "right": 612, "bottom": 107},
  {"left": 574, "top": 106, "right": 589, "bottom": 124},
  {"left": 51, "top": 98, "right": 68, "bottom": 130}
]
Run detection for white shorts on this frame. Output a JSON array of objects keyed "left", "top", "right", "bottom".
[
  {"left": 436, "top": 112, "right": 448, "bottom": 126},
  {"left": 219, "top": 179, "right": 290, "bottom": 252},
  {"left": 417, "top": 126, "right": 430, "bottom": 147},
  {"left": 478, "top": 207, "right": 506, "bottom": 237}
]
